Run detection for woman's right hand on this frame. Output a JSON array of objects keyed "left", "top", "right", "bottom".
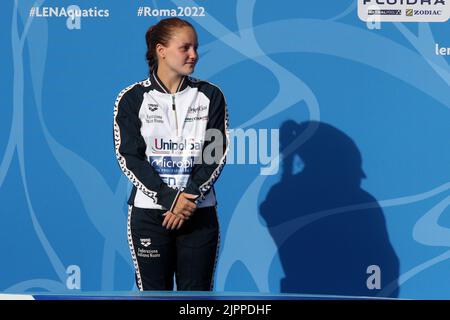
[
  {"left": 172, "top": 192, "right": 198, "bottom": 219},
  {"left": 162, "top": 211, "right": 185, "bottom": 230}
]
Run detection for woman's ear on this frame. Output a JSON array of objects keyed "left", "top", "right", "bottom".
[{"left": 156, "top": 43, "right": 166, "bottom": 59}]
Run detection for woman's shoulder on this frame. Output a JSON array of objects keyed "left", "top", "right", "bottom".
[
  {"left": 187, "top": 76, "right": 225, "bottom": 98},
  {"left": 115, "top": 78, "right": 151, "bottom": 100}
]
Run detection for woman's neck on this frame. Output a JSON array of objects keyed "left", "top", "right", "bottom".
[{"left": 156, "top": 65, "right": 183, "bottom": 94}]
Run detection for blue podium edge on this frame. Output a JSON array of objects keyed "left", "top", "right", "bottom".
[{"left": 0, "top": 291, "right": 404, "bottom": 300}]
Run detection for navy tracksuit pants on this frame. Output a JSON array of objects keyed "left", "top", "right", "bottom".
[{"left": 128, "top": 205, "right": 220, "bottom": 291}]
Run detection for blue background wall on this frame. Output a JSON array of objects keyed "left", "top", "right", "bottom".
[{"left": 1, "top": 0, "right": 450, "bottom": 298}]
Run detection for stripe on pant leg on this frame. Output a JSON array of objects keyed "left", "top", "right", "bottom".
[
  {"left": 210, "top": 206, "right": 221, "bottom": 291},
  {"left": 127, "top": 205, "right": 144, "bottom": 291}
]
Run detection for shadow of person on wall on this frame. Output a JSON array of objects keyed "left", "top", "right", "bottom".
[{"left": 260, "top": 120, "right": 399, "bottom": 298}]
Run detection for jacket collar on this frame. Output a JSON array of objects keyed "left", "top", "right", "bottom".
[{"left": 150, "top": 70, "right": 188, "bottom": 94}]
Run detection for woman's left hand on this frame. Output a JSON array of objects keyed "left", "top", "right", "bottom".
[{"left": 162, "top": 211, "right": 185, "bottom": 230}]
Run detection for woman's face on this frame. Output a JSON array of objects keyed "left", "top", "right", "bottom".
[{"left": 157, "top": 26, "right": 198, "bottom": 76}]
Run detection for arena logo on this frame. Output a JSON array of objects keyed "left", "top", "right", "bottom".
[
  {"left": 148, "top": 103, "right": 158, "bottom": 112},
  {"left": 140, "top": 238, "right": 151, "bottom": 247}
]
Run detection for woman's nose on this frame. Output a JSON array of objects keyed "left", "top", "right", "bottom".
[{"left": 189, "top": 48, "right": 198, "bottom": 60}]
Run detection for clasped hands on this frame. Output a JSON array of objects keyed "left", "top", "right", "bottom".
[{"left": 162, "top": 193, "right": 198, "bottom": 230}]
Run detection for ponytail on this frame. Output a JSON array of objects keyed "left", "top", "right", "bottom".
[{"left": 145, "top": 26, "right": 157, "bottom": 73}]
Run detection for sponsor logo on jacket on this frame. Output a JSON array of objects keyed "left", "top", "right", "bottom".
[
  {"left": 147, "top": 103, "right": 158, "bottom": 112},
  {"left": 149, "top": 156, "right": 195, "bottom": 175},
  {"left": 151, "top": 138, "right": 203, "bottom": 152},
  {"left": 185, "top": 105, "right": 209, "bottom": 122},
  {"left": 185, "top": 115, "right": 208, "bottom": 123},
  {"left": 187, "top": 105, "right": 207, "bottom": 114}
]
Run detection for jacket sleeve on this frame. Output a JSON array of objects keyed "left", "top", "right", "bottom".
[
  {"left": 182, "top": 87, "right": 229, "bottom": 200},
  {"left": 113, "top": 86, "right": 181, "bottom": 211}
]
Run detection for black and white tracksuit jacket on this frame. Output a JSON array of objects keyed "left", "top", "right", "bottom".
[{"left": 113, "top": 72, "right": 229, "bottom": 211}]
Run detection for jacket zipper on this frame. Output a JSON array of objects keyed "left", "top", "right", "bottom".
[{"left": 172, "top": 94, "right": 179, "bottom": 136}]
